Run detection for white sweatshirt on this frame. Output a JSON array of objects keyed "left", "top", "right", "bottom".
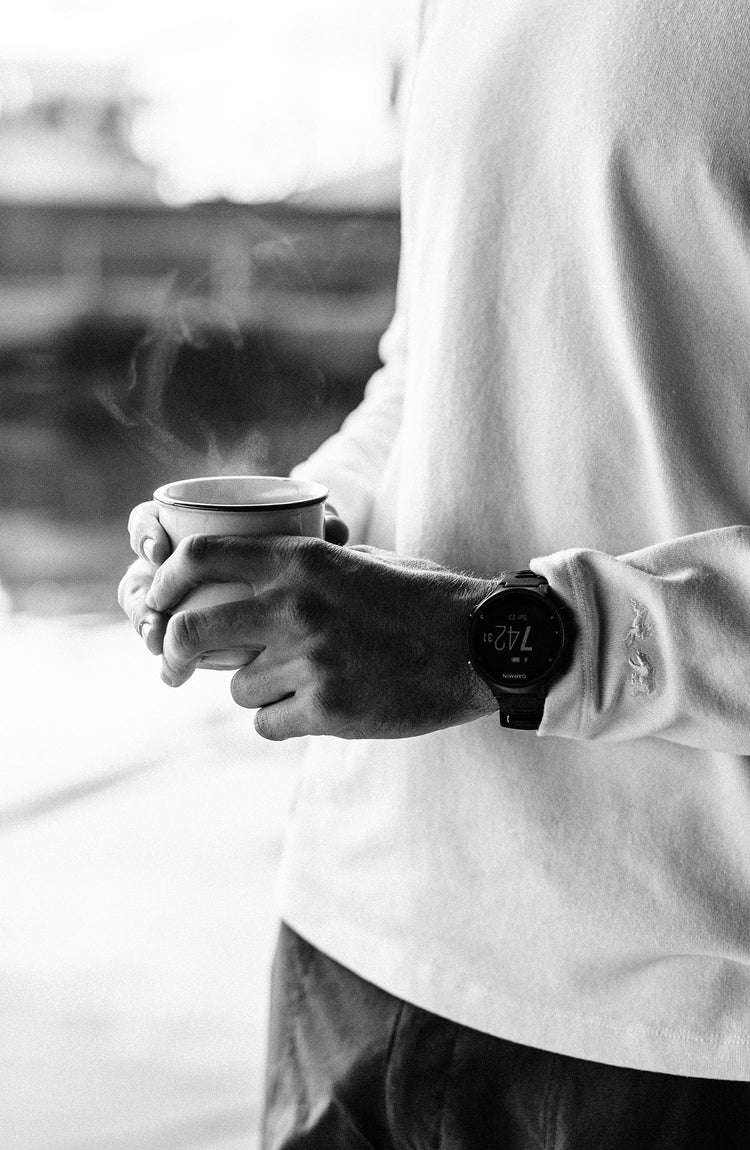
[{"left": 283, "top": 0, "right": 750, "bottom": 1078}]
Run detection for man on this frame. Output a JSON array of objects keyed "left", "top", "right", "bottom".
[{"left": 120, "top": 0, "right": 750, "bottom": 1144}]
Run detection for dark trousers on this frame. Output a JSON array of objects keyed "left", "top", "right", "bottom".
[{"left": 263, "top": 923, "right": 750, "bottom": 1150}]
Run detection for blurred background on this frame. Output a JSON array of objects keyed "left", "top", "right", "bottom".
[{"left": 0, "top": 1, "right": 415, "bottom": 1145}]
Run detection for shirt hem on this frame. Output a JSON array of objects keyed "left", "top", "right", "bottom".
[{"left": 280, "top": 900, "right": 750, "bottom": 1082}]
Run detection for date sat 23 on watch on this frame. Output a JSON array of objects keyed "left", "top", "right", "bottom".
[{"left": 467, "top": 570, "right": 574, "bottom": 731}]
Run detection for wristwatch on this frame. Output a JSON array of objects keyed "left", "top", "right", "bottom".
[{"left": 467, "top": 569, "right": 574, "bottom": 730}]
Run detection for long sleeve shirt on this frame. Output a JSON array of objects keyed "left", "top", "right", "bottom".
[{"left": 283, "top": 0, "right": 750, "bottom": 1078}]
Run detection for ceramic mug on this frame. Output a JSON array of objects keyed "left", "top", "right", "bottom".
[{"left": 153, "top": 474, "right": 328, "bottom": 668}]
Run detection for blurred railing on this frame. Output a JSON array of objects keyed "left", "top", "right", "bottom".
[{"left": 0, "top": 199, "right": 400, "bottom": 378}]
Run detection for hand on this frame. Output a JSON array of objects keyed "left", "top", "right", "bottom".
[
  {"left": 144, "top": 534, "right": 498, "bottom": 740},
  {"left": 117, "top": 499, "right": 350, "bottom": 655},
  {"left": 118, "top": 501, "right": 173, "bottom": 655}
]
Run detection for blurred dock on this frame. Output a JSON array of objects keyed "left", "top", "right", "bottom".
[{"left": 0, "top": 612, "right": 302, "bottom": 1149}]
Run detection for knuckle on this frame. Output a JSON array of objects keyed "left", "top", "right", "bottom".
[
  {"left": 289, "top": 534, "right": 326, "bottom": 576},
  {"left": 249, "top": 669, "right": 274, "bottom": 698},
  {"left": 254, "top": 708, "right": 282, "bottom": 741},
  {"left": 259, "top": 586, "right": 292, "bottom": 627},
  {"left": 180, "top": 533, "right": 210, "bottom": 565},
  {"left": 308, "top": 683, "right": 350, "bottom": 736},
  {"left": 292, "top": 587, "right": 330, "bottom": 630},
  {"left": 230, "top": 671, "right": 252, "bottom": 709},
  {"left": 128, "top": 502, "right": 157, "bottom": 541},
  {"left": 127, "top": 503, "right": 146, "bottom": 537},
  {"left": 169, "top": 609, "right": 202, "bottom": 653},
  {"left": 312, "top": 669, "right": 346, "bottom": 718},
  {"left": 117, "top": 564, "right": 146, "bottom": 618}
]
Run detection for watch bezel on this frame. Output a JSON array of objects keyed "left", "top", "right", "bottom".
[{"left": 467, "top": 585, "right": 572, "bottom": 692}]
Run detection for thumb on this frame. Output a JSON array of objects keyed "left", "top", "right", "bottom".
[{"left": 324, "top": 504, "right": 349, "bottom": 546}]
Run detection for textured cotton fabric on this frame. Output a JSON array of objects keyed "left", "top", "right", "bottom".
[{"left": 283, "top": 0, "right": 750, "bottom": 1078}]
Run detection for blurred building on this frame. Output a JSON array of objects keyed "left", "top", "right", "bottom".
[{"left": 0, "top": 60, "right": 158, "bottom": 203}]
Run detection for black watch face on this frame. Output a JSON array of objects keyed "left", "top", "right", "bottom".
[{"left": 468, "top": 588, "right": 567, "bottom": 688}]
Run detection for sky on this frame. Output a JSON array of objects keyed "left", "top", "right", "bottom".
[{"left": 0, "top": 0, "right": 419, "bottom": 202}]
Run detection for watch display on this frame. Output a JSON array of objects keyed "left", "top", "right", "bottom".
[{"left": 468, "top": 585, "right": 570, "bottom": 689}]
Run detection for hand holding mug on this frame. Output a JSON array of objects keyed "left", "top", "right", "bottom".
[
  {"left": 118, "top": 476, "right": 349, "bottom": 661},
  {"left": 145, "top": 534, "right": 496, "bottom": 739}
]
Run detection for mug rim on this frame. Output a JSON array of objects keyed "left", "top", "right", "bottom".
[{"left": 154, "top": 475, "right": 328, "bottom": 512}]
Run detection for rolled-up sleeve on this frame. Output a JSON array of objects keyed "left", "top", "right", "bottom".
[{"left": 534, "top": 526, "right": 750, "bottom": 754}]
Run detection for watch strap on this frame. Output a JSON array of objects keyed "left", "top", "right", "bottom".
[
  {"left": 496, "top": 683, "right": 547, "bottom": 729},
  {"left": 489, "top": 570, "right": 550, "bottom": 731},
  {"left": 499, "top": 569, "right": 549, "bottom": 590}
]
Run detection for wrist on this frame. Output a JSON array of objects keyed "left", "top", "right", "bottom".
[{"left": 466, "top": 569, "right": 575, "bottom": 730}]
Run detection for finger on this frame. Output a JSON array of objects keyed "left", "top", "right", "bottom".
[
  {"left": 161, "top": 597, "right": 277, "bottom": 685},
  {"left": 128, "top": 500, "right": 172, "bottom": 565},
  {"left": 117, "top": 558, "right": 152, "bottom": 619},
  {"left": 139, "top": 613, "right": 168, "bottom": 655},
  {"left": 250, "top": 693, "right": 317, "bottom": 741},
  {"left": 117, "top": 559, "right": 168, "bottom": 654},
  {"left": 324, "top": 505, "right": 349, "bottom": 546},
  {"left": 229, "top": 658, "right": 306, "bottom": 710},
  {"left": 146, "top": 533, "right": 312, "bottom": 613},
  {"left": 196, "top": 647, "right": 264, "bottom": 671}
]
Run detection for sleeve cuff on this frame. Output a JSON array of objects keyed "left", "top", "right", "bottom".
[{"left": 531, "top": 550, "right": 596, "bottom": 741}]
